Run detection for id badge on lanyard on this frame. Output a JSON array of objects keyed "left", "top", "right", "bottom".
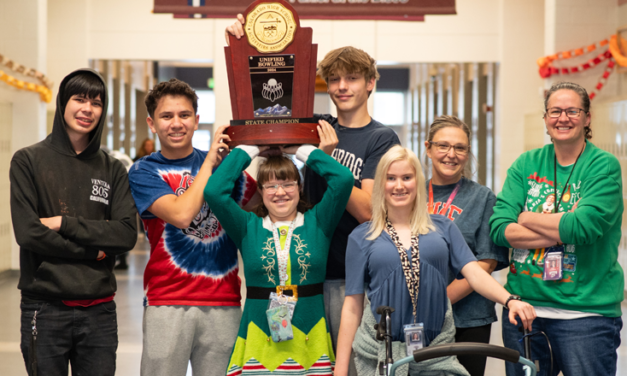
[
  {"left": 266, "top": 305, "right": 294, "bottom": 342},
  {"left": 544, "top": 145, "right": 583, "bottom": 281},
  {"left": 265, "top": 220, "right": 298, "bottom": 342},
  {"left": 266, "top": 290, "right": 298, "bottom": 342},
  {"left": 543, "top": 245, "right": 564, "bottom": 281},
  {"left": 403, "top": 323, "right": 425, "bottom": 356}
]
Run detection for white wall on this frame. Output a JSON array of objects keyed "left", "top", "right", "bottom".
[
  {"left": 496, "top": 0, "right": 545, "bottom": 191},
  {"left": 546, "top": 0, "right": 619, "bottom": 100},
  {"left": 47, "top": 0, "right": 89, "bottom": 111},
  {"left": 0, "top": 0, "right": 48, "bottom": 270}
]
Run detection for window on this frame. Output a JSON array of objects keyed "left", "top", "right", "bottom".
[
  {"left": 192, "top": 129, "right": 211, "bottom": 151},
  {"left": 373, "top": 92, "right": 406, "bottom": 126},
  {"left": 195, "top": 90, "right": 216, "bottom": 125}
]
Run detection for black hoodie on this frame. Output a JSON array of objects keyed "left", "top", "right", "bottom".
[{"left": 10, "top": 69, "right": 137, "bottom": 302}]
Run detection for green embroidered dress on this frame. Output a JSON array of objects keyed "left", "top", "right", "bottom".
[{"left": 204, "top": 146, "right": 354, "bottom": 376}]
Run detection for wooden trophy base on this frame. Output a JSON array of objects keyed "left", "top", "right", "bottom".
[{"left": 227, "top": 118, "right": 319, "bottom": 147}]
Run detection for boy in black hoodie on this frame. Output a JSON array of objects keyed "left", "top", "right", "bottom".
[{"left": 10, "top": 69, "right": 138, "bottom": 376}]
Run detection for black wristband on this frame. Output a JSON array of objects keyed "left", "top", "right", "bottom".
[{"left": 504, "top": 295, "right": 522, "bottom": 310}]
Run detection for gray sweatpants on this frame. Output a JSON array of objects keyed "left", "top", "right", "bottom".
[
  {"left": 140, "top": 305, "right": 241, "bottom": 376},
  {"left": 324, "top": 279, "right": 357, "bottom": 376}
]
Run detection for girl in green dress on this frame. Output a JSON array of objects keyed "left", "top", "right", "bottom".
[{"left": 204, "top": 141, "right": 353, "bottom": 376}]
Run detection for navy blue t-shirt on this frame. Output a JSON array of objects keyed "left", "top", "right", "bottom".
[
  {"left": 304, "top": 114, "right": 400, "bottom": 280},
  {"left": 345, "top": 215, "right": 477, "bottom": 345}
]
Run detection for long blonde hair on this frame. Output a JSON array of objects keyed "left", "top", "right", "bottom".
[{"left": 367, "top": 145, "right": 434, "bottom": 240}]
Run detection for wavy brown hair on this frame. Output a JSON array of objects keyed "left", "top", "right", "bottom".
[{"left": 317, "top": 46, "right": 379, "bottom": 95}]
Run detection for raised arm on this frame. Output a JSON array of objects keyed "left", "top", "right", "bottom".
[
  {"left": 147, "top": 125, "right": 230, "bottom": 229},
  {"left": 204, "top": 145, "right": 257, "bottom": 247},
  {"left": 299, "top": 143, "right": 354, "bottom": 237},
  {"left": 345, "top": 181, "right": 374, "bottom": 224},
  {"left": 349, "top": 129, "right": 400, "bottom": 224},
  {"left": 225, "top": 14, "right": 246, "bottom": 44},
  {"left": 314, "top": 119, "right": 374, "bottom": 224}
]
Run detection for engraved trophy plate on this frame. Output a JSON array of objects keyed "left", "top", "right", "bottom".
[{"left": 250, "top": 55, "right": 294, "bottom": 118}]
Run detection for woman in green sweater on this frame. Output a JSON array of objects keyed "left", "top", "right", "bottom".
[
  {"left": 490, "top": 81, "right": 624, "bottom": 376},
  {"left": 204, "top": 137, "right": 353, "bottom": 376}
]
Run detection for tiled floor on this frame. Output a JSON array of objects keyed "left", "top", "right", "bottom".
[{"left": 1, "top": 236, "right": 626, "bottom": 375}]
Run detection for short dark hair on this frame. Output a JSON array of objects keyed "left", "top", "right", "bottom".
[
  {"left": 145, "top": 78, "right": 198, "bottom": 118},
  {"left": 61, "top": 72, "right": 105, "bottom": 107},
  {"left": 544, "top": 81, "right": 592, "bottom": 140},
  {"left": 253, "top": 154, "right": 311, "bottom": 217}
]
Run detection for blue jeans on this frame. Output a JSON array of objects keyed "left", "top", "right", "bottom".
[
  {"left": 20, "top": 300, "right": 118, "bottom": 376},
  {"left": 501, "top": 309, "right": 622, "bottom": 376}
]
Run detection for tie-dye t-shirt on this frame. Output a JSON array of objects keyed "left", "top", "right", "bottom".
[{"left": 129, "top": 149, "right": 256, "bottom": 306}]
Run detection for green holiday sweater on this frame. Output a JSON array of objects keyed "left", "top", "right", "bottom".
[{"left": 490, "top": 141, "right": 624, "bottom": 317}]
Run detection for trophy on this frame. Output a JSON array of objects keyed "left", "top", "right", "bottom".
[{"left": 224, "top": 0, "right": 319, "bottom": 147}]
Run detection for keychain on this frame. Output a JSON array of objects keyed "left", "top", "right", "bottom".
[
  {"left": 404, "top": 323, "right": 424, "bottom": 356},
  {"left": 268, "top": 292, "right": 297, "bottom": 319}
]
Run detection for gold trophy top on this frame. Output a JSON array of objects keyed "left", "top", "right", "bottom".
[{"left": 245, "top": 2, "right": 297, "bottom": 53}]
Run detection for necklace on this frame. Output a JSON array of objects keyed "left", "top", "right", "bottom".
[
  {"left": 385, "top": 218, "right": 420, "bottom": 323},
  {"left": 553, "top": 141, "right": 585, "bottom": 213}
]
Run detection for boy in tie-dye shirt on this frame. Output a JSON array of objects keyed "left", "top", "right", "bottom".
[{"left": 129, "top": 79, "right": 257, "bottom": 376}]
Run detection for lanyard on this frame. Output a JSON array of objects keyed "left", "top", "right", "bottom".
[
  {"left": 385, "top": 218, "right": 420, "bottom": 323},
  {"left": 553, "top": 142, "right": 585, "bottom": 213},
  {"left": 428, "top": 180, "right": 462, "bottom": 215},
  {"left": 272, "top": 219, "right": 296, "bottom": 286}
]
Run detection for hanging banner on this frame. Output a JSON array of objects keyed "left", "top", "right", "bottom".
[{"left": 153, "top": 0, "right": 456, "bottom": 21}]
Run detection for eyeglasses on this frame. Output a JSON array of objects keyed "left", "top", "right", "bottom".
[
  {"left": 262, "top": 181, "right": 298, "bottom": 194},
  {"left": 545, "top": 107, "right": 585, "bottom": 118},
  {"left": 428, "top": 141, "right": 470, "bottom": 156}
]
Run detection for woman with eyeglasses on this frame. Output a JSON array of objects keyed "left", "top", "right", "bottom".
[
  {"left": 203, "top": 123, "right": 354, "bottom": 376},
  {"left": 491, "top": 82, "right": 624, "bottom": 376},
  {"left": 334, "top": 145, "right": 535, "bottom": 376},
  {"left": 423, "top": 116, "right": 509, "bottom": 376}
]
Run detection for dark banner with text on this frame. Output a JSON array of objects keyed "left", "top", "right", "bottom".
[{"left": 154, "top": 0, "right": 456, "bottom": 21}]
